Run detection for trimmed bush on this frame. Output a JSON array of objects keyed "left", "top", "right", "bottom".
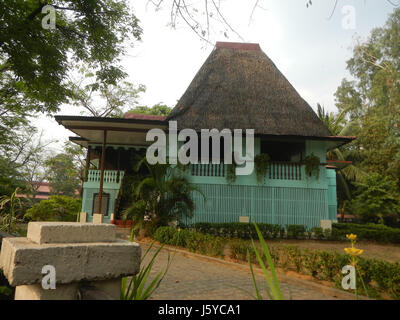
[
  {"left": 227, "top": 240, "right": 400, "bottom": 299},
  {"left": 332, "top": 223, "right": 400, "bottom": 243},
  {"left": 25, "top": 196, "right": 81, "bottom": 222},
  {"left": 153, "top": 226, "right": 226, "bottom": 257}
]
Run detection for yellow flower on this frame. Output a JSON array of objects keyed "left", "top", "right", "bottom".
[
  {"left": 344, "top": 247, "right": 363, "bottom": 256},
  {"left": 177, "top": 227, "right": 181, "bottom": 232},
  {"left": 346, "top": 234, "right": 357, "bottom": 241}
]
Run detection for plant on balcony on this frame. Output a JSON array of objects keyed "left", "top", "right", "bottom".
[
  {"left": 254, "top": 153, "right": 271, "bottom": 184},
  {"left": 304, "top": 153, "right": 320, "bottom": 180},
  {"left": 123, "top": 158, "right": 205, "bottom": 227},
  {"left": 226, "top": 162, "right": 237, "bottom": 184}
]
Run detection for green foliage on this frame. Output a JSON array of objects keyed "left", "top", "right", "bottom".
[
  {"left": 226, "top": 163, "right": 237, "bottom": 184},
  {"left": 128, "top": 103, "right": 172, "bottom": 116},
  {"left": 286, "top": 225, "right": 307, "bottom": 240},
  {"left": 333, "top": 223, "right": 400, "bottom": 243},
  {"left": 304, "top": 153, "right": 320, "bottom": 180},
  {"left": 0, "top": 0, "right": 142, "bottom": 145},
  {"left": 348, "top": 173, "right": 400, "bottom": 224},
  {"left": 153, "top": 226, "right": 227, "bottom": 258},
  {"left": 249, "top": 223, "right": 283, "bottom": 300},
  {"left": 25, "top": 196, "right": 81, "bottom": 222},
  {"left": 0, "top": 188, "right": 22, "bottom": 234},
  {"left": 45, "top": 153, "right": 81, "bottom": 197},
  {"left": 121, "top": 242, "right": 171, "bottom": 300},
  {"left": 123, "top": 159, "right": 203, "bottom": 227},
  {"left": 334, "top": 8, "right": 400, "bottom": 188},
  {"left": 229, "top": 240, "right": 400, "bottom": 299},
  {"left": 254, "top": 153, "right": 270, "bottom": 184}
]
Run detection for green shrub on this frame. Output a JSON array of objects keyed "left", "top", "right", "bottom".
[
  {"left": 25, "top": 196, "right": 81, "bottom": 222},
  {"left": 310, "top": 227, "right": 324, "bottom": 240},
  {"left": 153, "top": 226, "right": 226, "bottom": 257},
  {"left": 286, "top": 225, "right": 306, "bottom": 240},
  {"left": 333, "top": 223, "right": 400, "bottom": 243}
]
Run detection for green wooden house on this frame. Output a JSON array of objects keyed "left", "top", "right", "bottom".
[{"left": 56, "top": 42, "right": 354, "bottom": 228}]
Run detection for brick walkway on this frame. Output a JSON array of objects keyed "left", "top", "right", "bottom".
[{"left": 138, "top": 242, "right": 349, "bottom": 300}]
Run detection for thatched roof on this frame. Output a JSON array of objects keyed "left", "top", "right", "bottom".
[{"left": 167, "top": 42, "right": 332, "bottom": 137}]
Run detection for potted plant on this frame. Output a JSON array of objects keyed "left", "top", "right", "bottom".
[{"left": 304, "top": 153, "right": 320, "bottom": 180}]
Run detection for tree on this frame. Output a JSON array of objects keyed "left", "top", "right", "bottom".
[
  {"left": 68, "top": 65, "right": 146, "bottom": 117},
  {"left": 0, "top": 125, "right": 53, "bottom": 197},
  {"left": 128, "top": 104, "right": 172, "bottom": 116},
  {"left": 0, "top": 0, "right": 142, "bottom": 144},
  {"left": 349, "top": 173, "right": 400, "bottom": 224},
  {"left": 45, "top": 153, "right": 80, "bottom": 197},
  {"left": 334, "top": 8, "right": 400, "bottom": 187},
  {"left": 123, "top": 159, "right": 203, "bottom": 227},
  {"left": 317, "top": 104, "right": 365, "bottom": 206}
]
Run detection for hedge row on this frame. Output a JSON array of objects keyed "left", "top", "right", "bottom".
[
  {"left": 332, "top": 223, "right": 400, "bottom": 243},
  {"left": 192, "top": 222, "right": 336, "bottom": 240},
  {"left": 189, "top": 222, "right": 400, "bottom": 243},
  {"left": 153, "top": 226, "right": 226, "bottom": 257},
  {"left": 230, "top": 239, "right": 400, "bottom": 299}
]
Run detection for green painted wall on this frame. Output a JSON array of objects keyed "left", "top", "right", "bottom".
[{"left": 80, "top": 138, "right": 338, "bottom": 228}]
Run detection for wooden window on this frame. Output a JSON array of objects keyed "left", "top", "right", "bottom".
[{"left": 92, "top": 193, "right": 110, "bottom": 216}]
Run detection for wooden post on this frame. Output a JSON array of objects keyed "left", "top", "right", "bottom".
[
  {"left": 97, "top": 130, "right": 107, "bottom": 215},
  {"left": 85, "top": 146, "right": 91, "bottom": 182}
]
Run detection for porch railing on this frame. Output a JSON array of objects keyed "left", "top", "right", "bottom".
[
  {"left": 87, "top": 170, "right": 125, "bottom": 184},
  {"left": 190, "top": 163, "right": 226, "bottom": 177},
  {"left": 268, "top": 162, "right": 302, "bottom": 181}
]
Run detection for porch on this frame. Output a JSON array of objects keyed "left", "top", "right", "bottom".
[{"left": 81, "top": 170, "right": 125, "bottom": 223}]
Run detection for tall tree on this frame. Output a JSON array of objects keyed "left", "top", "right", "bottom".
[
  {"left": 68, "top": 65, "right": 146, "bottom": 117},
  {"left": 0, "top": 0, "right": 142, "bottom": 142},
  {"left": 45, "top": 153, "right": 80, "bottom": 197},
  {"left": 334, "top": 8, "right": 400, "bottom": 186}
]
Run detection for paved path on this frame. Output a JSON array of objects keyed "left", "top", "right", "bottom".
[{"left": 138, "top": 243, "right": 347, "bottom": 300}]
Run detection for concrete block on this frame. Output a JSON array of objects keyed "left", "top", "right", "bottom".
[
  {"left": 93, "top": 214, "right": 103, "bottom": 224},
  {"left": 79, "top": 212, "right": 87, "bottom": 223},
  {"left": 0, "top": 237, "right": 141, "bottom": 286},
  {"left": 320, "top": 220, "right": 332, "bottom": 230},
  {"left": 27, "top": 222, "right": 116, "bottom": 244},
  {"left": 239, "top": 216, "right": 250, "bottom": 223},
  {"left": 15, "top": 283, "right": 79, "bottom": 300}
]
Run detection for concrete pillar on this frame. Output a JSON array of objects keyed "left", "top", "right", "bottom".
[
  {"left": 0, "top": 222, "right": 141, "bottom": 300},
  {"left": 92, "top": 213, "right": 103, "bottom": 224},
  {"left": 79, "top": 212, "right": 87, "bottom": 223}
]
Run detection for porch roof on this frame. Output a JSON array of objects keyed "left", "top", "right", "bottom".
[{"left": 55, "top": 115, "right": 167, "bottom": 148}]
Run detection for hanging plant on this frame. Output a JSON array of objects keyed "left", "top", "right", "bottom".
[
  {"left": 226, "top": 152, "right": 238, "bottom": 184},
  {"left": 254, "top": 153, "right": 271, "bottom": 184},
  {"left": 226, "top": 162, "right": 237, "bottom": 184},
  {"left": 304, "top": 153, "right": 320, "bottom": 180}
]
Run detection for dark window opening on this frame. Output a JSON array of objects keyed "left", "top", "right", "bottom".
[
  {"left": 260, "top": 140, "right": 305, "bottom": 162},
  {"left": 93, "top": 193, "right": 110, "bottom": 216}
]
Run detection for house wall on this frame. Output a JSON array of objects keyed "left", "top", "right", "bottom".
[
  {"left": 81, "top": 187, "right": 119, "bottom": 223},
  {"left": 78, "top": 138, "right": 338, "bottom": 228},
  {"left": 179, "top": 137, "right": 334, "bottom": 229}
]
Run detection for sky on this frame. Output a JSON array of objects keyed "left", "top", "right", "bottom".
[{"left": 32, "top": 0, "right": 399, "bottom": 152}]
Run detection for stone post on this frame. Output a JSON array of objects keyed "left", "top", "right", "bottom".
[{"left": 0, "top": 222, "right": 141, "bottom": 300}]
